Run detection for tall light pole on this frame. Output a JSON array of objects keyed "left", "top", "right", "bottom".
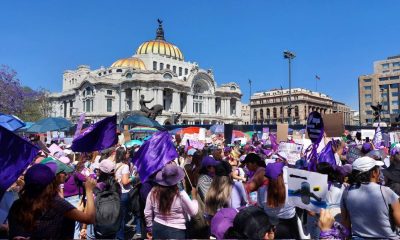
[
  {"left": 280, "top": 86, "right": 284, "bottom": 123},
  {"left": 249, "top": 79, "right": 252, "bottom": 125},
  {"left": 283, "top": 50, "right": 296, "bottom": 125}
]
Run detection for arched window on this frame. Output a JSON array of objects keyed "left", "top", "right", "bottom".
[
  {"left": 116, "top": 69, "right": 122, "bottom": 73},
  {"left": 173, "top": 66, "right": 176, "bottom": 73},
  {"left": 153, "top": 61, "right": 157, "bottom": 70},
  {"left": 266, "top": 108, "right": 270, "bottom": 118},
  {"left": 166, "top": 64, "right": 170, "bottom": 69},
  {"left": 273, "top": 107, "right": 277, "bottom": 118},
  {"left": 260, "top": 109, "right": 264, "bottom": 121},
  {"left": 160, "top": 63, "right": 164, "bottom": 70},
  {"left": 126, "top": 73, "right": 132, "bottom": 78},
  {"left": 253, "top": 110, "right": 257, "bottom": 121},
  {"left": 295, "top": 106, "right": 299, "bottom": 117}
]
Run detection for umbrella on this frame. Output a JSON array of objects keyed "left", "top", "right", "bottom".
[
  {"left": 0, "top": 114, "right": 26, "bottom": 131},
  {"left": 125, "top": 139, "right": 143, "bottom": 148},
  {"left": 179, "top": 126, "right": 200, "bottom": 135},
  {"left": 209, "top": 124, "right": 224, "bottom": 134},
  {"left": 26, "top": 117, "right": 73, "bottom": 133},
  {"left": 129, "top": 127, "right": 158, "bottom": 133},
  {"left": 121, "top": 114, "right": 164, "bottom": 129}
]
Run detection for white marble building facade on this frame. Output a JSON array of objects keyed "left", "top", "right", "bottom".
[{"left": 49, "top": 20, "right": 242, "bottom": 125}]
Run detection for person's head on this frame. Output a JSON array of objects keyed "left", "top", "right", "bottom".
[
  {"left": 356, "top": 132, "right": 362, "bottom": 141},
  {"left": 152, "top": 163, "right": 185, "bottom": 214},
  {"left": 316, "top": 162, "right": 343, "bottom": 183},
  {"left": 390, "top": 144, "right": 400, "bottom": 166},
  {"left": 200, "top": 155, "right": 219, "bottom": 176},
  {"left": 224, "top": 206, "right": 275, "bottom": 239},
  {"left": 210, "top": 208, "right": 238, "bottom": 239},
  {"left": 361, "top": 142, "right": 373, "bottom": 154},
  {"left": 115, "top": 146, "right": 128, "bottom": 164},
  {"left": 15, "top": 164, "right": 58, "bottom": 231},
  {"left": 212, "top": 148, "right": 223, "bottom": 161},
  {"left": 242, "top": 153, "right": 265, "bottom": 171},
  {"left": 265, "top": 162, "right": 286, "bottom": 208},
  {"left": 205, "top": 161, "right": 233, "bottom": 216},
  {"left": 349, "top": 156, "right": 384, "bottom": 186}
]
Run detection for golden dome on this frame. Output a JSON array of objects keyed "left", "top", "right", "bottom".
[
  {"left": 136, "top": 40, "right": 184, "bottom": 61},
  {"left": 111, "top": 57, "right": 146, "bottom": 70},
  {"left": 135, "top": 19, "right": 184, "bottom": 61}
]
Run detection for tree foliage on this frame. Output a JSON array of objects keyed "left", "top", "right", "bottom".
[{"left": 0, "top": 65, "right": 52, "bottom": 121}]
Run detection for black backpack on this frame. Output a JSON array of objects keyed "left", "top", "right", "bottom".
[{"left": 94, "top": 180, "right": 122, "bottom": 237}]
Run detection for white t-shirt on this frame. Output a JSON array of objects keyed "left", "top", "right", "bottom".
[{"left": 115, "top": 163, "right": 132, "bottom": 194}]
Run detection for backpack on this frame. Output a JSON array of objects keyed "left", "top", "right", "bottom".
[{"left": 94, "top": 179, "right": 122, "bottom": 237}]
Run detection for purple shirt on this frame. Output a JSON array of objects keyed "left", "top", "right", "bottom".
[{"left": 63, "top": 172, "right": 86, "bottom": 198}]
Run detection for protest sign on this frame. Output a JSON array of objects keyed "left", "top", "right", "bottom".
[
  {"left": 278, "top": 142, "right": 303, "bottom": 165},
  {"left": 346, "top": 146, "right": 363, "bottom": 164},
  {"left": 262, "top": 128, "right": 270, "bottom": 140},
  {"left": 323, "top": 113, "right": 344, "bottom": 137},
  {"left": 306, "top": 112, "right": 324, "bottom": 144},
  {"left": 277, "top": 123, "right": 288, "bottom": 142},
  {"left": 189, "top": 139, "right": 205, "bottom": 150},
  {"left": 287, "top": 168, "right": 328, "bottom": 213},
  {"left": 361, "top": 129, "right": 375, "bottom": 141}
]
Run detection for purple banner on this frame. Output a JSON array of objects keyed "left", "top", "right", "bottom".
[{"left": 73, "top": 113, "right": 86, "bottom": 139}]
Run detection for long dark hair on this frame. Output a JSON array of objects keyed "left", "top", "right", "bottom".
[
  {"left": 13, "top": 180, "right": 60, "bottom": 231},
  {"left": 348, "top": 166, "right": 379, "bottom": 187},
  {"left": 267, "top": 174, "right": 286, "bottom": 208},
  {"left": 151, "top": 185, "right": 179, "bottom": 215},
  {"left": 116, "top": 147, "right": 128, "bottom": 164},
  {"left": 317, "top": 162, "right": 343, "bottom": 183}
]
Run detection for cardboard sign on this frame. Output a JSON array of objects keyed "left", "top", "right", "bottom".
[
  {"left": 277, "top": 123, "right": 289, "bottom": 143},
  {"left": 323, "top": 113, "right": 345, "bottom": 137},
  {"left": 306, "top": 112, "right": 324, "bottom": 144},
  {"left": 346, "top": 146, "right": 363, "bottom": 164},
  {"left": 287, "top": 168, "right": 328, "bottom": 213},
  {"left": 278, "top": 142, "right": 303, "bottom": 165},
  {"left": 123, "top": 130, "right": 131, "bottom": 142}
]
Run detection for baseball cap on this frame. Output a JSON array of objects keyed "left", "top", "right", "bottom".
[
  {"left": 265, "top": 162, "right": 285, "bottom": 180},
  {"left": 25, "top": 164, "right": 55, "bottom": 194},
  {"left": 211, "top": 208, "right": 238, "bottom": 239},
  {"left": 40, "top": 157, "right": 74, "bottom": 174},
  {"left": 99, "top": 159, "right": 116, "bottom": 174},
  {"left": 352, "top": 156, "right": 384, "bottom": 172}
]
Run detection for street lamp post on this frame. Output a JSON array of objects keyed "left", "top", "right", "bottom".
[
  {"left": 283, "top": 50, "right": 296, "bottom": 126},
  {"left": 249, "top": 79, "right": 252, "bottom": 124},
  {"left": 280, "top": 86, "right": 284, "bottom": 123}
]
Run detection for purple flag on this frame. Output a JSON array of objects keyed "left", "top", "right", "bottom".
[
  {"left": 71, "top": 115, "right": 117, "bottom": 152},
  {"left": 269, "top": 133, "right": 278, "bottom": 151},
  {"left": 317, "top": 141, "right": 337, "bottom": 167},
  {"left": 132, "top": 131, "right": 178, "bottom": 183},
  {"left": 73, "top": 112, "right": 86, "bottom": 139},
  {"left": 0, "top": 125, "right": 39, "bottom": 200}
]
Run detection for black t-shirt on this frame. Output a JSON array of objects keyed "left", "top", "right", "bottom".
[{"left": 8, "top": 195, "right": 75, "bottom": 239}]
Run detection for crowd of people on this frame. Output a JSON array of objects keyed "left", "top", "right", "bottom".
[{"left": 1, "top": 129, "right": 400, "bottom": 240}]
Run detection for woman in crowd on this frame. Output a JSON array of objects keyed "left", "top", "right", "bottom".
[
  {"left": 114, "top": 146, "right": 133, "bottom": 240},
  {"left": 257, "top": 161, "right": 300, "bottom": 239},
  {"left": 197, "top": 156, "right": 220, "bottom": 201},
  {"left": 242, "top": 153, "right": 267, "bottom": 192},
  {"left": 383, "top": 144, "right": 400, "bottom": 195},
  {"left": 63, "top": 156, "right": 87, "bottom": 239},
  {"left": 144, "top": 163, "right": 198, "bottom": 239},
  {"left": 205, "top": 161, "right": 247, "bottom": 217},
  {"left": 8, "top": 164, "right": 96, "bottom": 239},
  {"left": 342, "top": 156, "right": 400, "bottom": 238}
]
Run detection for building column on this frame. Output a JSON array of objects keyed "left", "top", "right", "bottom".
[
  {"left": 121, "top": 89, "right": 127, "bottom": 112},
  {"left": 210, "top": 97, "right": 215, "bottom": 115},
  {"left": 187, "top": 94, "right": 193, "bottom": 114},
  {"left": 236, "top": 100, "right": 241, "bottom": 117},
  {"left": 172, "top": 91, "right": 180, "bottom": 112}
]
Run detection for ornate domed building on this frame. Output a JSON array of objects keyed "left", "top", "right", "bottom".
[{"left": 49, "top": 20, "right": 242, "bottom": 125}]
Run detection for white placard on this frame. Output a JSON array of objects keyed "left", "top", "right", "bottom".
[
  {"left": 278, "top": 142, "right": 303, "bottom": 165},
  {"left": 287, "top": 168, "right": 328, "bottom": 213}
]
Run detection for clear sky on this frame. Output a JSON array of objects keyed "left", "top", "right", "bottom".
[{"left": 1, "top": 0, "right": 399, "bottom": 110}]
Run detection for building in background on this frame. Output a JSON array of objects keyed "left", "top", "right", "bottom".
[
  {"left": 359, "top": 55, "right": 400, "bottom": 126},
  {"left": 49, "top": 20, "right": 242, "bottom": 124},
  {"left": 250, "top": 88, "right": 351, "bottom": 125},
  {"left": 351, "top": 110, "right": 360, "bottom": 126},
  {"left": 240, "top": 103, "right": 250, "bottom": 125}
]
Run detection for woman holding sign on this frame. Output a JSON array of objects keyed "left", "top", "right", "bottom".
[{"left": 257, "top": 162, "right": 300, "bottom": 239}]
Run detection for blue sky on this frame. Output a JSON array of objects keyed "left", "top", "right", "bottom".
[{"left": 1, "top": 1, "right": 399, "bottom": 110}]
